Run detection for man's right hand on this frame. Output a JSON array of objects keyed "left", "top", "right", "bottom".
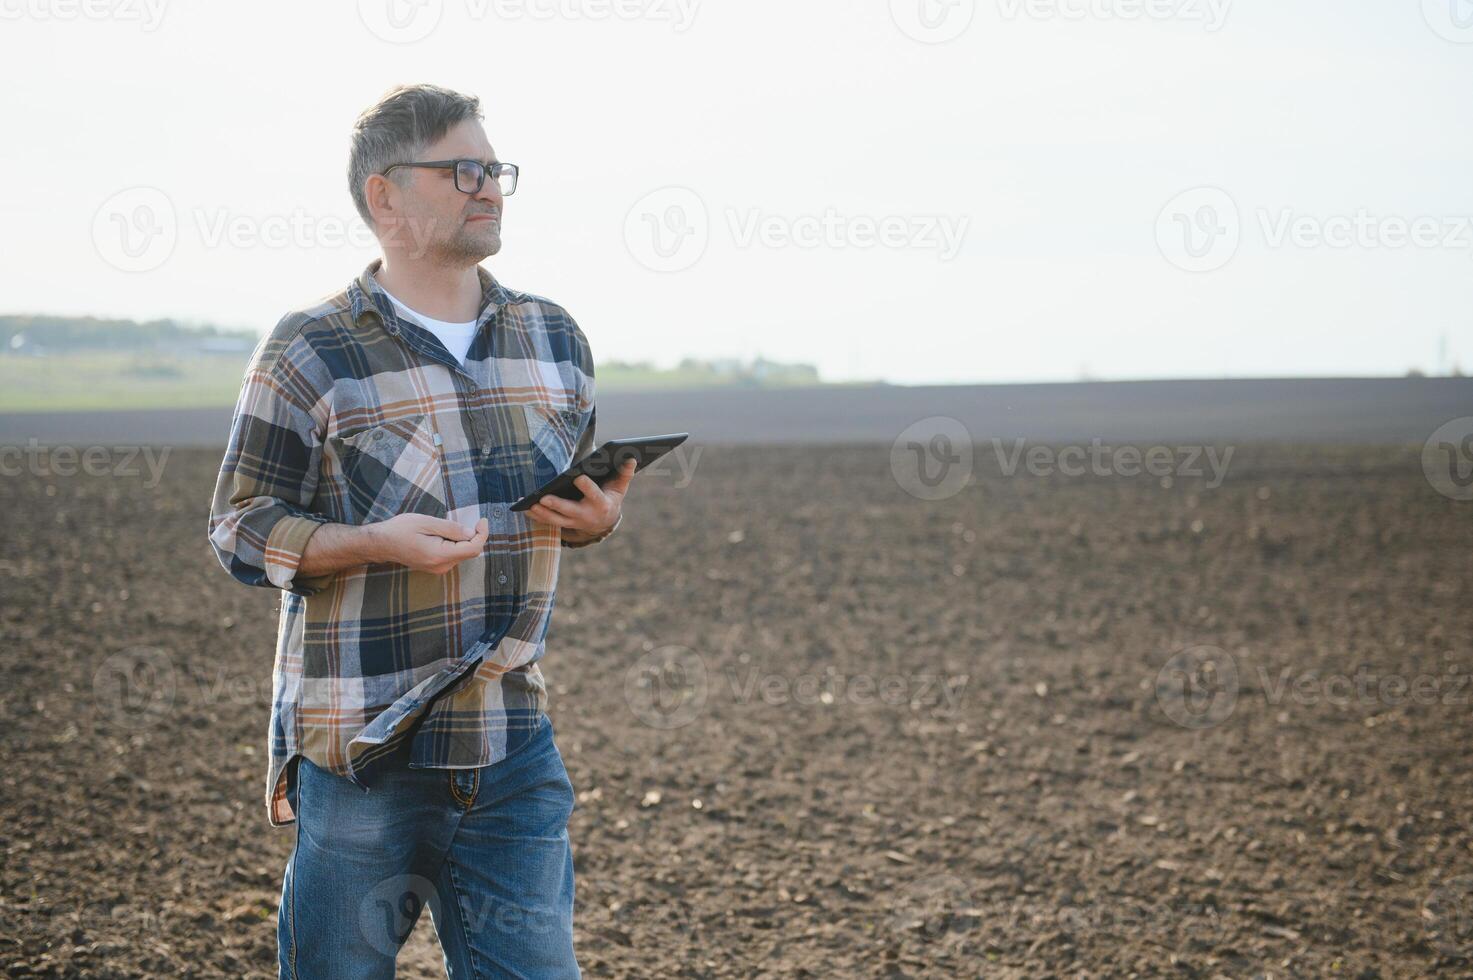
[
  {"left": 295, "top": 514, "right": 489, "bottom": 580},
  {"left": 366, "top": 514, "right": 490, "bottom": 574}
]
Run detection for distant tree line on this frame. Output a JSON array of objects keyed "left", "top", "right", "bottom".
[
  {"left": 0, "top": 315, "right": 257, "bottom": 353},
  {"left": 603, "top": 356, "right": 823, "bottom": 386},
  {"left": 0, "top": 316, "right": 834, "bottom": 385}
]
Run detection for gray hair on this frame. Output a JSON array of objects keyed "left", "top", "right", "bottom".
[{"left": 348, "top": 83, "right": 483, "bottom": 226}]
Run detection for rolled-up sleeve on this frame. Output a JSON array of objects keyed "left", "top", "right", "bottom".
[{"left": 207, "top": 332, "right": 337, "bottom": 595}]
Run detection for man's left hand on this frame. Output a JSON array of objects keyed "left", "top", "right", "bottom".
[{"left": 526, "top": 457, "right": 637, "bottom": 538}]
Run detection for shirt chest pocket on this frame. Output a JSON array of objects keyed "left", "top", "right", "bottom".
[
  {"left": 334, "top": 413, "right": 450, "bottom": 524},
  {"left": 522, "top": 402, "right": 584, "bottom": 477}
]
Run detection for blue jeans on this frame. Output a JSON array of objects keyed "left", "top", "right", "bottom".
[{"left": 277, "top": 713, "right": 580, "bottom": 978}]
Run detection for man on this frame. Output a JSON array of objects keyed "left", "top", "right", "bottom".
[{"left": 207, "top": 83, "right": 632, "bottom": 979}]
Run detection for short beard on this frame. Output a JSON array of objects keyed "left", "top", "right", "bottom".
[{"left": 434, "top": 225, "right": 500, "bottom": 265}]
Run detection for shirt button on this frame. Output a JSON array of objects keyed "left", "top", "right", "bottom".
[
  {"left": 492, "top": 506, "right": 505, "bottom": 519},
  {"left": 497, "top": 573, "right": 508, "bottom": 584},
  {"left": 481, "top": 446, "right": 492, "bottom": 457}
]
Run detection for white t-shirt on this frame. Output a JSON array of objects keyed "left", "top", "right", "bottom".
[{"left": 382, "top": 288, "right": 478, "bottom": 365}]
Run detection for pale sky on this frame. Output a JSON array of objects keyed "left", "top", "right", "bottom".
[{"left": 2, "top": 0, "right": 1471, "bottom": 384}]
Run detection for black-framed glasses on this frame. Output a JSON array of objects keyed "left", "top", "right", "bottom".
[{"left": 381, "top": 159, "right": 519, "bottom": 196}]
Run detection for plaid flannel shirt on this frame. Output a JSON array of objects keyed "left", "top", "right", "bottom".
[{"left": 207, "top": 258, "right": 616, "bottom": 827}]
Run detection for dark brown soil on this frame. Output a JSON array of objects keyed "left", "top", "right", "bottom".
[{"left": 3, "top": 444, "right": 1470, "bottom": 978}]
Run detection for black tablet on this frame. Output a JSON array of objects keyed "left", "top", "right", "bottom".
[{"left": 510, "top": 433, "right": 690, "bottom": 511}]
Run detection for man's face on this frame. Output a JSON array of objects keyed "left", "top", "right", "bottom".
[{"left": 392, "top": 118, "right": 503, "bottom": 263}]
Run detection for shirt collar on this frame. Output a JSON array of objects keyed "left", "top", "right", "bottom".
[{"left": 349, "top": 257, "right": 515, "bottom": 329}]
